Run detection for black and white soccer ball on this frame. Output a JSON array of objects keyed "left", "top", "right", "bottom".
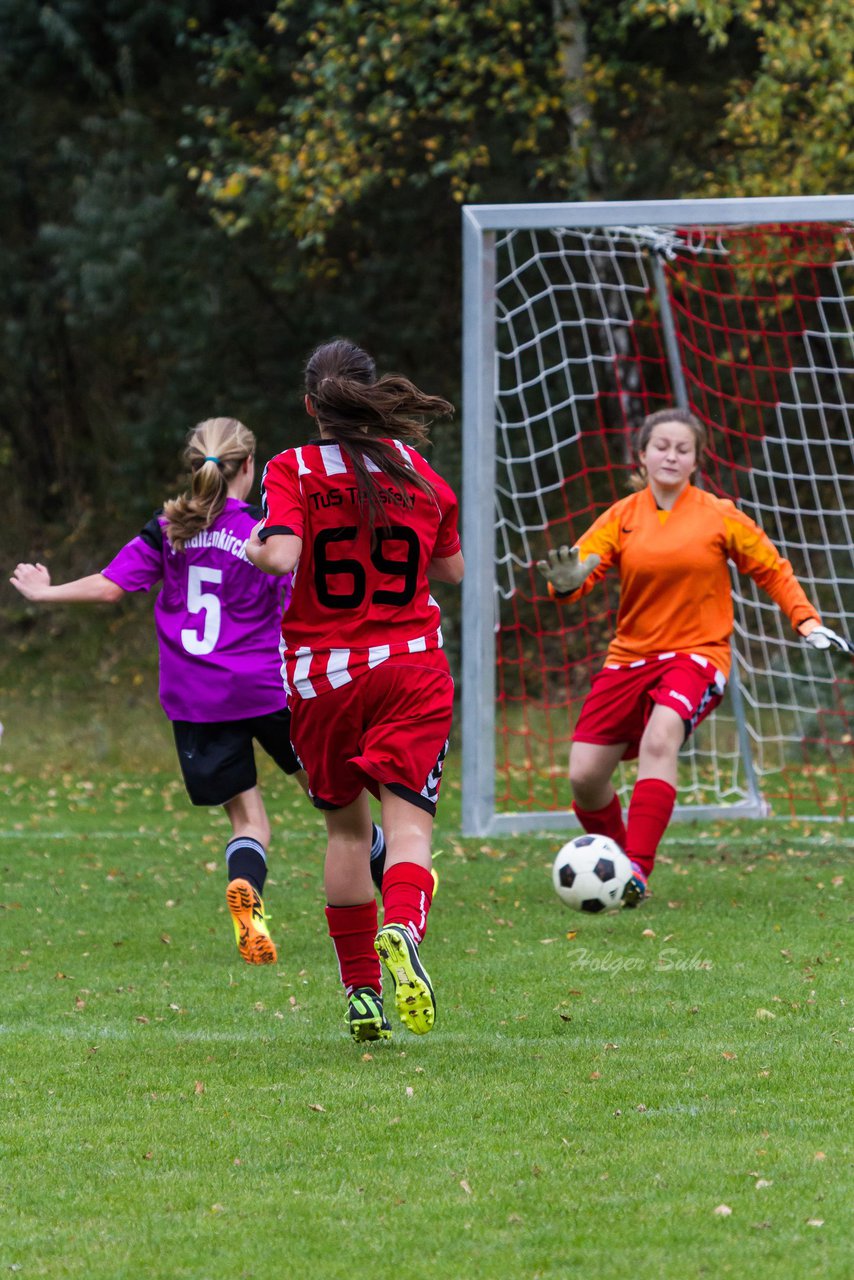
[{"left": 552, "top": 834, "right": 633, "bottom": 913}]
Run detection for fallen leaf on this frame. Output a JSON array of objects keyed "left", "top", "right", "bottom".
[
  {"left": 714, "top": 1204, "right": 733, "bottom": 1217},
  {"left": 194, "top": 1080, "right": 205, "bottom": 1095},
  {"left": 642, "top": 929, "right": 656, "bottom": 939},
  {"left": 460, "top": 1179, "right": 472, "bottom": 1195},
  {"left": 405, "top": 1086, "right": 414, "bottom": 1098},
  {"left": 813, "top": 1152, "right": 826, "bottom": 1161},
  {"left": 309, "top": 1103, "right": 326, "bottom": 1113},
  {"left": 722, "top": 1052, "right": 737, "bottom": 1061},
  {"left": 806, "top": 1218, "right": 824, "bottom": 1228},
  {"left": 755, "top": 1009, "right": 776, "bottom": 1020},
  {"left": 755, "top": 1179, "right": 773, "bottom": 1189}
]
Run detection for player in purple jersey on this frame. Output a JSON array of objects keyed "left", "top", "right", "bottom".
[{"left": 9, "top": 417, "right": 391, "bottom": 966}]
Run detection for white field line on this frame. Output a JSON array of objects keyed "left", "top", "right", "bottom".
[
  {"left": 0, "top": 830, "right": 155, "bottom": 839},
  {"left": 1, "top": 827, "right": 852, "bottom": 848}
]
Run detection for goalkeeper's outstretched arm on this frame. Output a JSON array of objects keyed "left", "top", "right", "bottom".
[
  {"left": 798, "top": 618, "right": 853, "bottom": 657},
  {"left": 536, "top": 545, "right": 600, "bottom": 598}
]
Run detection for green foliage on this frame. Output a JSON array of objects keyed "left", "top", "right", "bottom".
[
  {"left": 189, "top": 0, "right": 580, "bottom": 259},
  {"left": 626, "top": 0, "right": 854, "bottom": 195},
  {"left": 0, "top": 0, "right": 323, "bottom": 547}
]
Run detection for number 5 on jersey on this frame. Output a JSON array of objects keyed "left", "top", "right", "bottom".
[{"left": 182, "top": 565, "right": 223, "bottom": 654}]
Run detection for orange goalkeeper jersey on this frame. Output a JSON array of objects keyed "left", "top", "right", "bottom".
[{"left": 554, "top": 484, "right": 820, "bottom": 678}]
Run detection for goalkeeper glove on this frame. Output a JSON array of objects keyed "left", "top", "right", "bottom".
[
  {"left": 801, "top": 623, "right": 853, "bottom": 655},
  {"left": 537, "top": 545, "right": 600, "bottom": 597}
]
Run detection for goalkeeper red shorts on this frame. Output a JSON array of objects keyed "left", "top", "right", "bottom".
[
  {"left": 287, "top": 649, "right": 454, "bottom": 814},
  {"left": 572, "top": 652, "right": 727, "bottom": 760}
]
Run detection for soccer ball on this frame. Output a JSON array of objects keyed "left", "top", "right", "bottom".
[{"left": 552, "top": 834, "right": 633, "bottom": 913}]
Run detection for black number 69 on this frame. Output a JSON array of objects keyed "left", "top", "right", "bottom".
[{"left": 314, "top": 524, "right": 419, "bottom": 609}]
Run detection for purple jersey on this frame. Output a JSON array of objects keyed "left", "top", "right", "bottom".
[{"left": 102, "top": 498, "right": 290, "bottom": 722}]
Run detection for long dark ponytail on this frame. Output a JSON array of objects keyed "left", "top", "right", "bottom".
[{"left": 304, "top": 339, "right": 453, "bottom": 526}]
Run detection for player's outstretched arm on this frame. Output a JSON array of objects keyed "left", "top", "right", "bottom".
[
  {"left": 536, "top": 545, "right": 601, "bottom": 598},
  {"left": 798, "top": 618, "right": 853, "bottom": 656},
  {"left": 10, "top": 563, "right": 125, "bottom": 604}
]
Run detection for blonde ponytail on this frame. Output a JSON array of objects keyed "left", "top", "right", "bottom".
[{"left": 164, "top": 417, "right": 256, "bottom": 552}]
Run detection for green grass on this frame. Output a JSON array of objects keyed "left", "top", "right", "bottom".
[{"left": 2, "top": 718, "right": 852, "bottom": 1280}]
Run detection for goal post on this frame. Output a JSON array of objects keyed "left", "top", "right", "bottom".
[{"left": 461, "top": 195, "right": 854, "bottom": 837}]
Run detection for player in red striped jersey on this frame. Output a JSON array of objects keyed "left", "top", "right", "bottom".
[
  {"left": 247, "top": 338, "right": 464, "bottom": 1041},
  {"left": 538, "top": 407, "right": 850, "bottom": 905}
]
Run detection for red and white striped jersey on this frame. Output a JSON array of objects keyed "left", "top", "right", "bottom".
[{"left": 259, "top": 438, "right": 461, "bottom": 699}]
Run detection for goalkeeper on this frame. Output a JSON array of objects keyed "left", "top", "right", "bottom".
[{"left": 538, "top": 407, "right": 851, "bottom": 906}]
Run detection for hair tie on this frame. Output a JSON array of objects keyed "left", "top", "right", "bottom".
[{"left": 203, "top": 455, "right": 221, "bottom": 464}]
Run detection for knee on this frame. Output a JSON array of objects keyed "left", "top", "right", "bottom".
[
  {"left": 569, "top": 762, "right": 604, "bottom": 805},
  {"left": 640, "top": 724, "right": 682, "bottom": 765}
]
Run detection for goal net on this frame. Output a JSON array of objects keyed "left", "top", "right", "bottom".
[{"left": 461, "top": 196, "right": 854, "bottom": 836}]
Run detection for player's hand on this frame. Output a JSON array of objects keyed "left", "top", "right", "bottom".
[
  {"left": 800, "top": 621, "right": 853, "bottom": 655},
  {"left": 244, "top": 520, "right": 265, "bottom": 560},
  {"left": 536, "top": 545, "right": 600, "bottom": 596},
  {"left": 10, "top": 562, "right": 51, "bottom": 602}
]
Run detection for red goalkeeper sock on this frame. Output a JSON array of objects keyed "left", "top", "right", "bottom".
[
  {"left": 572, "top": 794, "right": 627, "bottom": 849},
  {"left": 625, "top": 778, "right": 677, "bottom": 878},
  {"left": 325, "top": 900, "right": 380, "bottom": 995},
  {"left": 381, "top": 862, "right": 435, "bottom": 945}
]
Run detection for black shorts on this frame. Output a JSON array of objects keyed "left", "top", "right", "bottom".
[{"left": 172, "top": 707, "right": 302, "bottom": 807}]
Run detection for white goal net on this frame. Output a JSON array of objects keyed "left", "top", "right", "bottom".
[{"left": 461, "top": 196, "right": 854, "bottom": 836}]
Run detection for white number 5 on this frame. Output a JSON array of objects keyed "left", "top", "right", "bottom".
[{"left": 182, "top": 565, "right": 223, "bottom": 655}]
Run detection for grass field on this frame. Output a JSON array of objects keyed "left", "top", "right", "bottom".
[{"left": 2, "top": 700, "right": 852, "bottom": 1280}]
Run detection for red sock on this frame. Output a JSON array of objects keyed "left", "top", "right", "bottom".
[
  {"left": 325, "top": 900, "right": 380, "bottom": 996},
  {"left": 381, "top": 862, "right": 434, "bottom": 945},
  {"left": 572, "top": 794, "right": 627, "bottom": 849},
  {"left": 625, "top": 778, "right": 677, "bottom": 877}
]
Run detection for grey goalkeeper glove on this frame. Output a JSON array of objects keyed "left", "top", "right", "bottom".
[
  {"left": 802, "top": 624, "right": 853, "bottom": 655},
  {"left": 537, "top": 545, "right": 601, "bottom": 597}
]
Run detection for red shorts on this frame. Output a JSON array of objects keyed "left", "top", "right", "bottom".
[
  {"left": 288, "top": 650, "right": 455, "bottom": 813},
  {"left": 572, "top": 653, "right": 727, "bottom": 760}
]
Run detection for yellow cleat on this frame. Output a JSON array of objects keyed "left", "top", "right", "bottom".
[{"left": 374, "top": 924, "right": 435, "bottom": 1035}]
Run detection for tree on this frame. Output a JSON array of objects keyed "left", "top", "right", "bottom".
[{"left": 0, "top": 0, "right": 311, "bottom": 542}]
